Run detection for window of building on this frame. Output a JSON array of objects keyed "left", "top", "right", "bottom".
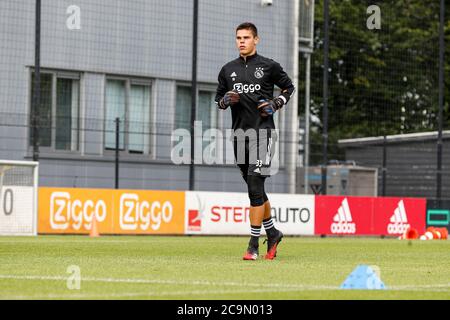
[
  {"left": 104, "top": 78, "right": 152, "bottom": 154},
  {"left": 175, "top": 86, "right": 217, "bottom": 132},
  {"left": 175, "top": 86, "right": 218, "bottom": 161},
  {"left": 30, "top": 71, "right": 80, "bottom": 151}
]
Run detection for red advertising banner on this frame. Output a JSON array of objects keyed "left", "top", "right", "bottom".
[
  {"left": 315, "top": 196, "right": 426, "bottom": 236},
  {"left": 315, "top": 196, "right": 374, "bottom": 235},
  {"left": 373, "top": 197, "right": 426, "bottom": 236}
]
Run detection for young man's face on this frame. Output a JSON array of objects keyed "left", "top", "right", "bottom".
[{"left": 236, "top": 29, "right": 259, "bottom": 57}]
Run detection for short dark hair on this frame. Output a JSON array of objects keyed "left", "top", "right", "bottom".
[{"left": 236, "top": 22, "right": 258, "bottom": 37}]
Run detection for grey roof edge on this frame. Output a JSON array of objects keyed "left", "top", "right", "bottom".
[{"left": 338, "top": 130, "right": 450, "bottom": 147}]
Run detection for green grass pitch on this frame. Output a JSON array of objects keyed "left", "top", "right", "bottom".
[{"left": 1, "top": 235, "right": 449, "bottom": 299}]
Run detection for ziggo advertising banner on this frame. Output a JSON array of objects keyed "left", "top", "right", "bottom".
[
  {"left": 315, "top": 196, "right": 426, "bottom": 236},
  {"left": 38, "top": 188, "right": 185, "bottom": 234},
  {"left": 38, "top": 188, "right": 426, "bottom": 236},
  {"left": 185, "top": 191, "right": 315, "bottom": 235}
]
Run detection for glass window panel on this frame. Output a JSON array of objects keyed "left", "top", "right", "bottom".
[
  {"left": 71, "top": 80, "right": 80, "bottom": 151},
  {"left": 198, "top": 91, "right": 217, "bottom": 154},
  {"left": 175, "top": 86, "right": 191, "bottom": 131},
  {"left": 198, "top": 91, "right": 218, "bottom": 130},
  {"left": 56, "top": 78, "right": 79, "bottom": 150},
  {"left": 176, "top": 88, "right": 217, "bottom": 131},
  {"left": 30, "top": 73, "right": 52, "bottom": 147},
  {"left": 105, "top": 80, "right": 126, "bottom": 150},
  {"left": 175, "top": 87, "right": 218, "bottom": 161},
  {"left": 129, "top": 84, "right": 151, "bottom": 153}
]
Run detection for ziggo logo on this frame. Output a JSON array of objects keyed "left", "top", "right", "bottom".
[
  {"left": 49, "top": 192, "right": 174, "bottom": 231},
  {"left": 119, "top": 193, "right": 173, "bottom": 231},
  {"left": 233, "top": 83, "right": 261, "bottom": 94},
  {"left": 50, "top": 192, "right": 107, "bottom": 230}
]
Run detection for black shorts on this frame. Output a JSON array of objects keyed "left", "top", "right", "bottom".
[{"left": 232, "top": 129, "right": 276, "bottom": 177}]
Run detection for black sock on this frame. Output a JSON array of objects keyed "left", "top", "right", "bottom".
[
  {"left": 263, "top": 217, "right": 277, "bottom": 237},
  {"left": 250, "top": 225, "right": 261, "bottom": 247}
]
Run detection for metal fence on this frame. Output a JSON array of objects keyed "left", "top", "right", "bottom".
[
  {"left": 0, "top": 0, "right": 299, "bottom": 194},
  {"left": 0, "top": 0, "right": 448, "bottom": 199},
  {"left": 297, "top": 0, "right": 449, "bottom": 200}
]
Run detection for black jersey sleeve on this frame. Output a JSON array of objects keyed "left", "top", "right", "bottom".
[
  {"left": 214, "top": 67, "right": 228, "bottom": 106},
  {"left": 271, "top": 61, "right": 295, "bottom": 104}
]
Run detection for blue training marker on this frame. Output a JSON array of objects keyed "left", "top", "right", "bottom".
[{"left": 340, "top": 265, "right": 387, "bottom": 290}]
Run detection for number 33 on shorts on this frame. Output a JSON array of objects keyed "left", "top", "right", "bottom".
[{"left": 256, "top": 160, "right": 263, "bottom": 167}]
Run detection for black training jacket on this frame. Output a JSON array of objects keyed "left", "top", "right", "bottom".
[{"left": 215, "top": 52, "right": 295, "bottom": 131}]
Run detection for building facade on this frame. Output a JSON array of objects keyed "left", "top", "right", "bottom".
[
  {"left": 339, "top": 131, "right": 450, "bottom": 199},
  {"left": 0, "top": 0, "right": 299, "bottom": 193}
]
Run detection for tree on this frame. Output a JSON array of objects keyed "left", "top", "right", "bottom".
[{"left": 298, "top": 0, "right": 449, "bottom": 164}]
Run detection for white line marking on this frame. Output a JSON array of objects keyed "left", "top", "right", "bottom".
[
  {"left": 2, "top": 274, "right": 450, "bottom": 294},
  {"left": 0, "top": 274, "right": 335, "bottom": 290},
  {"left": 3, "top": 286, "right": 450, "bottom": 300}
]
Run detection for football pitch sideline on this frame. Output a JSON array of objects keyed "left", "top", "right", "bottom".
[{"left": 1, "top": 236, "right": 450, "bottom": 300}]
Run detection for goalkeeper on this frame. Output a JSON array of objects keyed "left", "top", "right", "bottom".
[{"left": 214, "top": 22, "right": 295, "bottom": 260}]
